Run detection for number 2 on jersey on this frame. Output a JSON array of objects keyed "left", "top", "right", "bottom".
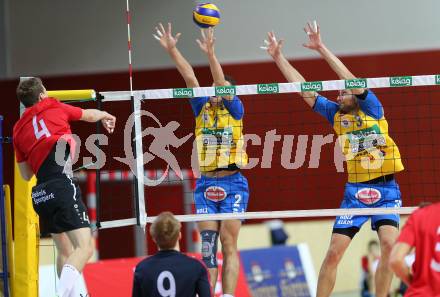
[
  {"left": 32, "top": 116, "right": 51, "bottom": 139},
  {"left": 157, "top": 271, "right": 176, "bottom": 297}
]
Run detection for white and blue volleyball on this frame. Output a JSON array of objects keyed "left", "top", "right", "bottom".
[{"left": 193, "top": 3, "right": 221, "bottom": 28}]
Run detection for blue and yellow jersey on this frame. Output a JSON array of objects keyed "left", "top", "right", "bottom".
[
  {"left": 314, "top": 90, "right": 404, "bottom": 183},
  {"left": 190, "top": 96, "right": 248, "bottom": 173}
]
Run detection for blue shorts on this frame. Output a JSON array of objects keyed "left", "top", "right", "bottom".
[
  {"left": 333, "top": 179, "right": 401, "bottom": 233},
  {"left": 194, "top": 172, "right": 249, "bottom": 214}
]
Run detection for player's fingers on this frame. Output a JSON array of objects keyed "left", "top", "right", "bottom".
[
  {"left": 153, "top": 34, "right": 161, "bottom": 41},
  {"left": 267, "top": 31, "right": 273, "bottom": 40},
  {"left": 201, "top": 28, "right": 206, "bottom": 40},
  {"left": 271, "top": 31, "right": 277, "bottom": 42},
  {"left": 304, "top": 27, "right": 311, "bottom": 35},
  {"left": 167, "top": 22, "right": 172, "bottom": 34},
  {"left": 159, "top": 23, "right": 166, "bottom": 34},
  {"left": 175, "top": 33, "right": 181, "bottom": 42},
  {"left": 313, "top": 20, "right": 318, "bottom": 32}
]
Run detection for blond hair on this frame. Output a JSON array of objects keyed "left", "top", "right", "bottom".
[{"left": 150, "top": 212, "right": 181, "bottom": 250}]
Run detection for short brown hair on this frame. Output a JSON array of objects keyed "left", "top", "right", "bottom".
[
  {"left": 17, "top": 77, "right": 45, "bottom": 107},
  {"left": 150, "top": 212, "right": 181, "bottom": 250}
]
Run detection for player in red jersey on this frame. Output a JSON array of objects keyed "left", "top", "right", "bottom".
[
  {"left": 13, "top": 77, "right": 116, "bottom": 297},
  {"left": 389, "top": 203, "right": 440, "bottom": 296}
]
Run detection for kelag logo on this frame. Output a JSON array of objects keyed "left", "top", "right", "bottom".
[
  {"left": 215, "top": 85, "right": 236, "bottom": 96},
  {"left": 173, "top": 88, "right": 194, "bottom": 98},
  {"left": 345, "top": 79, "right": 367, "bottom": 89},
  {"left": 436, "top": 75, "right": 440, "bottom": 85},
  {"left": 390, "top": 76, "right": 412, "bottom": 87},
  {"left": 301, "top": 81, "right": 323, "bottom": 92},
  {"left": 257, "top": 83, "right": 279, "bottom": 94}
]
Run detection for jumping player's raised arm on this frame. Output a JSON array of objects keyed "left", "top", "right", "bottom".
[
  {"left": 263, "top": 31, "right": 317, "bottom": 108},
  {"left": 196, "top": 28, "right": 228, "bottom": 88},
  {"left": 302, "top": 21, "right": 365, "bottom": 95},
  {"left": 196, "top": 27, "right": 243, "bottom": 119},
  {"left": 303, "top": 21, "right": 384, "bottom": 118},
  {"left": 154, "top": 22, "right": 199, "bottom": 89}
]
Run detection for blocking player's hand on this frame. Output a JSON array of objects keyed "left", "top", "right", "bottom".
[
  {"left": 196, "top": 27, "right": 215, "bottom": 56},
  {"left": 102, "top": 112, "right": 116, "bottom": 134},
  {"left": 303, "top": 20, "right": 323, "bottom": 51},
  {"left": 262, "top": 31, "right": 284, "bottom": 60},
  {"left": 153, "top": 22, "right": 181, "bottom": 52}
]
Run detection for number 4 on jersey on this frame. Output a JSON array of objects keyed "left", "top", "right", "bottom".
[{"left": 32, "top": 116, "right": 51, "bottom": 139}]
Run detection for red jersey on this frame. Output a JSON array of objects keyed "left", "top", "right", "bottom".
[
  {"left": 13, "top": 98, "right": 83, "bottom": 174},
  {"left": 398, "top": 203, "right": 440, "bottom": 297}
]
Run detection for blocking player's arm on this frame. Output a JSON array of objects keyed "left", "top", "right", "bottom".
[
  {"left": 263, "top": 31, "right": 317, "bottom": 108},
  {"left": 223, "top": 96, "right": 244, "bottom": 120},
  {"left": 356, "top": 90, "right": 384, "bottom": 119},
  {"left": 80, "top": 109, "right": 116, "bottom": 133},
  {"left": 17, "top": 162, "right": 33, "bottom": 181},
  {"left": 302, "top": 21, "right": 365, "bottom": 95},
  {"left": 196, "top": 27, "right": 233, "bottom": 99},
  {"left": 154, "top": 22, "right": 199, "bottom": 88}
]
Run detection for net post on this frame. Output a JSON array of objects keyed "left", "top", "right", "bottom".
[
  {"left": 95, "top": 93, "right": 103, "bottom": 231},
  {"left": 131, "top": 94, "right": 147, "bottom": 256}
]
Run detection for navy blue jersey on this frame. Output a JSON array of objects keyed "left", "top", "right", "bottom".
[{"left": 132, "top": 250, "right": 212, "bottom": 297}]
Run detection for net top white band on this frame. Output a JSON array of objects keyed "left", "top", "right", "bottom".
[
  {"left": 99, "top": 206, "right": 417, "bottom": 229},
  {"left": 99, "top": 74, "right": 440, "bottom": 102}
]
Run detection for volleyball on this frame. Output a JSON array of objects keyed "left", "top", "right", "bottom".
[{"left": 193, "top": 3, "right": 220, "bottom": 28}]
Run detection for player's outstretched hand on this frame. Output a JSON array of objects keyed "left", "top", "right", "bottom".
[
  {"left": 196, "top": 27, "right": 215, "bottom": 55},
  {"left": 153, "top": 22, "right": 182, "bottom": 52},
  {"left": 303, "top": 20, "right": 323, "bottom": 51},
  {"left": 261, "top": 31, "right": 284, "bottom": 60}
]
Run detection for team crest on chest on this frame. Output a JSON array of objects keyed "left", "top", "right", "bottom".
[{"left": 340, "top": 116, "right": 351, "bottom": 128}]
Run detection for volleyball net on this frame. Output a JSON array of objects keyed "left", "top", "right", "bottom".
[{"left": 87, "top": 74, "right": 440, "bottom": 232}]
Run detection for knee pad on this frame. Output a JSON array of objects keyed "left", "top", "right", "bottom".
[{"left": 200, "top": 230, "right": 219, "bottom": 268}]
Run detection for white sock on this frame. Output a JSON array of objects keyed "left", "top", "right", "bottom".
[
  {"left": 57, "top": 264, "right": 80, "bottom": 297},
  {"left": 69, "top": 274, "right": 87, "bottom": 297},
  {"left": 223, "top": 295, "right": 234, "bottom": 297}
]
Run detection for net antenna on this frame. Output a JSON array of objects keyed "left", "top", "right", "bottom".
[{"left": 124, "top": 0, "right": 148, "bottom": 256}]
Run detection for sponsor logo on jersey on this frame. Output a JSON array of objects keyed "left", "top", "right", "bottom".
[
  {"left": 348, "top": 124, "right": 386, "bottom": 154},
  {"left": 436, "top": 75, "right": 440, "bottom": 85},
  {"left": 355, "top": 187, "right": 382, "bottom": 205},
  {"left": 201, "top": 127, "right": 233, "bottom": 146},
  {"left": 257, "top": 83, "right": 279, "bottom": 94},
  {"left": 204, "top": 186, "right": 227, "bottom": 201}
]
